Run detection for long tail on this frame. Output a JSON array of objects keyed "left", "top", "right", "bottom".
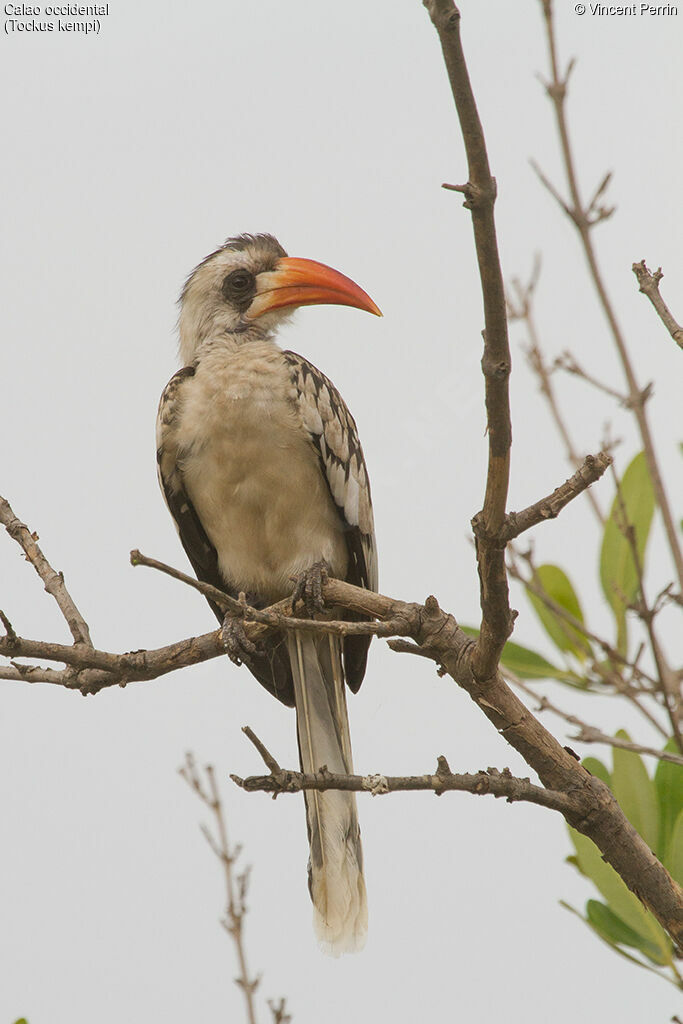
[{"left": 287, "top": 629, "right": 367, "bottom": 955}]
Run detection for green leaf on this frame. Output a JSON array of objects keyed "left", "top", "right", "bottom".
[
  {"left": 567, "top": 827, "right": 671, "bottom": 963},
  {"left": 499, "top": 640, "right": 581, "bottom": 683},
  {"left": 585, "top": 900, "right": 664, "bottom": 960},
  {"left": 560, "top": 900, "right": 671, "bottom": 976},
  {"left": 460, "top": 627, "right": 583, "bottom": 684},
  {"left": 667, "top": 809, "right": 683, "bottom": 885},
  {"left": 599, "top": 452, "right": 655, "bottom": 653},
  {"left": 611, "top": 731, "right": 659, "bottom": 853},
  {"left": 527, "top": 563, "right": 589, "bottom": 661},
  {"left": 582, "top": 756, "right": 612, "bottom": 788},
  {"left": 654, "top": 740, "right": 683, "bottom": 863}
]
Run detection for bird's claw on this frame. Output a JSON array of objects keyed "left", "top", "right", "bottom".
[
  {"left": 292, "top": 560, "right": 329, "bottom": 617},
  {"left": 221, "top": 613, "right": 259, "bottom": 666}
]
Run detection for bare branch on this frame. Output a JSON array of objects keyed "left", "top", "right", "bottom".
[
  {"left": 132, "top": 548, "right": 409, "bottom": 640},
  {"left": 1, "top": 624, "right": 225, "bottom": 694},
  {"left": 0, "top": 495, "right": 92, "bottom": 645},
  {"left": 424, "top": 0, "right": 514, "bottom": 679},
  {"left": 131, "top": 549, "right": 242, "bottom": 614},
  {"left": 0, "top": 609, "right": 17, "bottom": 644},
  {"left": 632, "top": 261, "right": 683, "bottom": 351},
  {"left": 241, "top": 726, "right": 282, "bottom": 775},
  {"left": 497, "top": 452, "right": 611, "bottom": 542},
  {"left": 0, "top": 662, "right": 82, "bottom": 686},
  {"left": 386, "top": 638, "right": 445, "bottom": 663},
  {"left": 241, "top": 605, "right": 410, "bottom": 641},
  {"left": 232, "top": 729, "right": 575, "bottom": 814}
]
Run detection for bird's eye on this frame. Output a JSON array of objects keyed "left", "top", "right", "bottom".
[{"left": 222, "top": 269, "right": 255, "bottom": 302}]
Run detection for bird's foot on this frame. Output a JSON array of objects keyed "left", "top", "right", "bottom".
[
  {"left": 221, "top": 612, "right": 259, "bottom": 666},
  {"left": 291, "top": 560, "right": 330, "bottom": 617}
]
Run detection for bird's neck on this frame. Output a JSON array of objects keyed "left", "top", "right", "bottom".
[{"left": 179, "top": 319, "right": 279, "bottom": 366}]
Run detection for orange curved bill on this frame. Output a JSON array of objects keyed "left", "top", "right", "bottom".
[{"left": 247, "top": 256, "right": 382, "bottom": 319}]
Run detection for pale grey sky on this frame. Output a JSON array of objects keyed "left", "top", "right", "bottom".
[{"left": 1, "top": 2, "right": 681, "bottom": 1022}]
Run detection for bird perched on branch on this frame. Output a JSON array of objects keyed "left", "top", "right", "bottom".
[{"left": 156, "top": 233, "right": 380, "bottom": 954}]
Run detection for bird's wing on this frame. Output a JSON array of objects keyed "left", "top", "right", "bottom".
[
  {"left": 156, "top": 366, "right": 294, "bottom": 705},
  {"left": 283, "top": 350, "right": 378, "bottom": 691}
]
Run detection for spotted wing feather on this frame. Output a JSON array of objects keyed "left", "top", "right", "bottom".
[{"left": 283, "top": 350, "right": 378, "bottom": 691}]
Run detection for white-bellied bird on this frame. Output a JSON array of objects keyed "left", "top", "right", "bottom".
[{"left": 156, "top": 234, "right": 380, "bottom": 954}]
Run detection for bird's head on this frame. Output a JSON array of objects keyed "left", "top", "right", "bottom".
[{"left": 178, "top": 233, "right": 381, "bottom": 364}]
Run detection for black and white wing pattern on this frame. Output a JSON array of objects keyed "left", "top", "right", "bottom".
[
  {"left": 155, "top": 366, "right": 295, "bottom": 706},
  {"left": 283, "top": 350, "right": 378, "bottom": 692}
]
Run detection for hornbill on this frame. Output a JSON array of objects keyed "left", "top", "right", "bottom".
[{"left": 156, "top": 233, "right": 380, "bottom": 955}]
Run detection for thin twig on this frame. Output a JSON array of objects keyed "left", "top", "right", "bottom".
[
  {"left": 609, "top": 463, "right": 682, "bottom": 750},
  {"left": 131, "top": 549, "right": 242, "bottom": 614},
  {"left": 132, "top": 549, "right": 406, "bottom": 640},
  {"left": 519, "top": 320, "right": 604, "bottom": 525},
  {"left": 241, "top": 727, "right": 282, "bottom": 775},
  {"left": 0, "top": 610, "right": 18, "bottom": 645},
  {"left": 632, "top": 261, "right": 683, "bottom": 351},
  {"left": 529, "top": 158, "right": 575, "bottom": 220},
  {"left": 179, "top": 754, "right": 262, "bottom": 1024},
  {"left": 573, "top": 728, "right": 683, "bottom": 768},
  {"left": 0, "top": 495, "right": 92, "bottom": 645},
  {"left": 268, "top": 999, "right": 292, "bottom": 1024},
  {"left": 497, "top": 452, "right": 611, "bottom": 542},
  {"left": 554, "top": 351, "right": 629, "bottom": 406},
  {"left": 510, "top": 674, "right": 683, "bottom": 767},
  {"left": 242, "top": 605, "right": 409, "bottom": 640}
]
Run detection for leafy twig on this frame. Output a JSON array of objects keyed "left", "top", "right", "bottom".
[{"left": 536, "top": 0, "right": 683, "bottom": 591}]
